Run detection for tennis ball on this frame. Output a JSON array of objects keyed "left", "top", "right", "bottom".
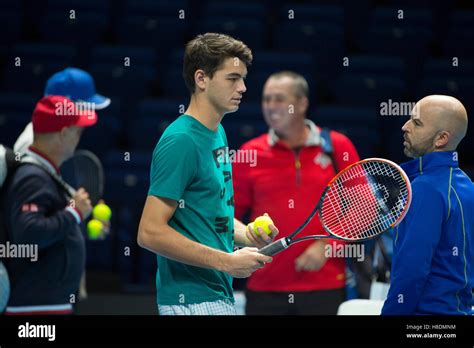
[
  {"left": 253, "top": 215, "right": 274, "bottom": 236},
  {"left": 87, "top": 219, "right": 103, "bottom": 240},
  {"left": 92, "top": 203, "right": 112, "bottom": 222}
]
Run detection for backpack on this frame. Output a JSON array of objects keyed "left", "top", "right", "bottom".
[{"left": 0, "top": 145, "right": 20, "bottom": 312}]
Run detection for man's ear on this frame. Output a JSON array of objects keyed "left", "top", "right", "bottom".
[
  {"left": 297, "top": 96, "right": 309, "bottom": 115},
  {"left": 58, "top": 127, "right": 69, "bottom": 143},
  {"left": 194, "top": 69, "right": 207, "bottom": 92},
  {"left": 435, "top": 130, "right": 450, "bottom": 148}
]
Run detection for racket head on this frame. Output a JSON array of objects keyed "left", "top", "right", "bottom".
[
  {"left": 61, "top": 149, "right": 104, "bottom": 205},
  {"left": 318, "top": 158, "right": 412, "bottom": 241}
]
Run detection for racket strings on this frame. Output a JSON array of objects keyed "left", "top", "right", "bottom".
[{"left": 321, "top": 161, "right": 409, "bottom": 240}]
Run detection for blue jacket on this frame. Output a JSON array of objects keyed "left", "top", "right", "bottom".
[
  {"left": 0, "top": 162, "right": 85, "bottom": 308},
  {"left": 382, "top": 151, "right": 474, "bottom": 315}
]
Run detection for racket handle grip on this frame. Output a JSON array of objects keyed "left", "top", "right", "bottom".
[{"left": 258, "top": 238, "right": 289, "bottom": 256}]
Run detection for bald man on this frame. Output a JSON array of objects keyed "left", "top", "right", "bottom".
[{"left": 382, "top": 95, "right": 474, "bottom": 315}]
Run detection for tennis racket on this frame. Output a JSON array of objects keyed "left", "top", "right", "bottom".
[
  {"left": 60, "top": 149, "right": 104, "bottom": 204},
  {"left": 259, "top": 158, "right": 412, "bottom": 256}
]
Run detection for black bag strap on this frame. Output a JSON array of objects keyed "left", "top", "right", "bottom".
[{"left": 320, "top": 127, "right": 339, "bottom": 173}]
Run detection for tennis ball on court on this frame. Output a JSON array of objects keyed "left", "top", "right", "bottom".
[
  {"left": 87, "top": 219, "right": 103, "bottom": 240},
  {"left": 253, "top": 215, "right": 274, "bottom": 236},
  {"left": 92, "top": 203, "right": 112, "bottom": 222}
]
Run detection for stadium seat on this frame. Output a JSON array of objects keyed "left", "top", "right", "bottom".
[
  {"left": 205, "top": 1, "right": 266, "bottom": 19},
  {"left": 128, "top": 117, "right": 170, "bottom": 150},
  {"left": 116, "top": 16, "right": 189, "bottom": 53},
  {"left": 122, "top": 0, "right": 188, "bottom": 16},
  {"left": 138, "top": 99, "right": 183, "bottom": 120},
  {"left": 79, "top": 115, "right": 122, "bottom": 156},
  {"left": 220, "top": 119, "right": 268, "bottom": 149},
  {"left": 278, "top": 3, "right": 344, "bottom": 25},
  {"left": 195, "top": 17, "right": 266, "bottom": 51},
  {"left": 104, "top": 150, "right": 152, "bottom": 172},
  {"left": 0, "top": 93, "right": 37, "bottom": 114},
  {"left": 0, "top": 10, "right": 22, "bottom": 44},
  {"left": 313, "top": 106, "right": 378, "bottom": 129},
  {"left": 39, "top": 12, "right": 109, "bottom": 45},
  {"left": 88, "top": 63, "right": 156, "bottom": 101},
  {"left": 329, "top": 74, "right": 406, "bottom": 108},
  {"left": 343, "top": 55, "right": 406, "bottom": 80},
  {"left": 46, "top": 0, "right": 110, "bottom": 14},
  {"left": 423, "top": 58, "right": 474, "bottom": 79}
]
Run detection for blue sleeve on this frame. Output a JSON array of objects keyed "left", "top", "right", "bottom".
[{"left": 381, "top": 180, "right": 444, "bottom": 315}]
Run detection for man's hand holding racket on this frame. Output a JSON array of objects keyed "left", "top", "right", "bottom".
[{"left": 73, "top": 187, "right": 93, "bottom": 220}]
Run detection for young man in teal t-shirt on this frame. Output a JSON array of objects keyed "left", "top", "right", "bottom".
[{"left": 138, "top": 33, "right": 279, "bottom": 315}]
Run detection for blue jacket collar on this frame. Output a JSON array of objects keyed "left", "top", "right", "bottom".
[{"left": 400, "top": 151, "right": 459, "bottom": 179}]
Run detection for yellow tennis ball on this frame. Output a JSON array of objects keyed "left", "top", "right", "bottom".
[
  {"left": 93, "top": 203, "right": 112, "bottom": 222},
  {"left": 87, "top": 219, "right": 103, "bottom": 240},
  {"left": 253, "top": 216, "right": 274, "bottom": 236}
]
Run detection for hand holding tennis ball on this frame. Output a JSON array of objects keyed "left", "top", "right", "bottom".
[
  {"left": 92, "top": 202, "right": 112, "bottom": 222},
  {"left": 87, "top": 219, "right": 104, "bottom": 240},
  {"left": 252, "top": 215, "right": 274, "bottom": 237}
]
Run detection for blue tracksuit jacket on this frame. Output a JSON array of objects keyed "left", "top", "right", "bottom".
[{"left": 382, "top": 151, "right": 473, "bottom": 315}]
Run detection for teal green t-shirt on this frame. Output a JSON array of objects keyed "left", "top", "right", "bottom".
[{"left": 148, "top": 114, "right": 235, "bottom": 305}]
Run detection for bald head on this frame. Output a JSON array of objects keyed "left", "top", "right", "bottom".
[{"left": 416, "top": 95, "right": 468, "bottom": 150}]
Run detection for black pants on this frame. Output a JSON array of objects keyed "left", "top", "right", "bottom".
[{"left": 245, "top": 288, "right": 346, "bottom": 315}]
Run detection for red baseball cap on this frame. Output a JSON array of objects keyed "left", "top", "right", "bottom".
[{"left": 32, "top": 95, "right": 98, "bottom": 134}]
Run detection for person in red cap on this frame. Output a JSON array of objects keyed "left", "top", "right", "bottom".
[{"left": 0, "top": 96, "right": 97, "bottom": 315}]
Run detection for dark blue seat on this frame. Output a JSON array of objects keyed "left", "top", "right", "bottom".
[
  {"left": 423, "top": 58, "right": 474, "bottom": 79},
  {"left": 104, "top": 150, "right": 152, "bottom": 172},
  {"left": 46, "top": 0, "right": 110, "bottom": 13},
  {"left": 39, "top": 13, "right": 109, "bottom": 45},
  {"left": 161, "top": 66, "right": 191, "bottom": 100},
  {"left": 0, "top": 93, "right": 37, "bottom": 114},
  {"left": 138, "top": 99, "right": 183, "bottom": 120},
  {"left": 88, "top": 63, "right": 156, "bottom": 100},
  {"left": 122, "top": 0, "right": 188, "bottom": 16},
  {"left": 278, "top": 3, "right": 344, "bottom": 25},
  {"left": 128, "top": 117, "right": 169, "bottom": 150},
  {"left": 220, "top": 119, "right": 268, "bottom": 149},
  {"left": 104, "top": 169, "right": 149, "bottom": 206},
  {"left": 313, "top": 106, "right": 378, "bottom": 130},
  {"left": 5, "top": 44, "right": 77, "bottom": 89},
  {"left": 116, "top": 16, "right": 189, "bottom": 53},
  {"left": 0, "top": 113, "right": 31, "bottom": 148},
  {"left": 371, "top": 7, "right": 433, "bottom": 29},
  {"left": 231, "top": 102, "right": 262, "bottom": 121},
  {"left": 91, "top": 46, "right": 157, "bottom": 67},
  {"left": 79, "top": 115, "right": 122, "bottom": 156},
  {"left": 329, "top": 74, "right": 406, "bottom": 107},
  {"left": 0, "top": 10, "right": 22, "bottom": 44},
  {"left": 343, "top": 55, "right": 406, "bottom": 80},
  {"left": 195, "top": 17, "right": 266, "bottom": 50},
  {"left": 206, "top": 1, "right": 266, "bottom": 19},
  {"left": 415, "top": 77, "right": 474, "bottom": 111}
]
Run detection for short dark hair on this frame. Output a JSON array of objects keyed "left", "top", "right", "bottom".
[
  {"left": 183, "top": 32, "right": 253, "bottom": 93},
  {"left": 267, "top": 71, "right": 309, "bottom": 98}
]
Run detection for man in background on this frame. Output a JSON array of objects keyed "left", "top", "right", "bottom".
[
  {"left": 1, "top": 96, "right": 96, "bottom": 314},
  {"left": 233, "top": 71, "right": 360, "bottom": 315}
]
